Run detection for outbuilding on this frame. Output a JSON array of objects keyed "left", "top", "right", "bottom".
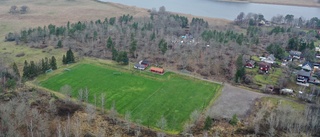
[{"left": 150, "top": 67, "right": 164, "bottom": 74}]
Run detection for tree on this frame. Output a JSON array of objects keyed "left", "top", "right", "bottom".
[
  {"left": 156, "top": 115, "right": 167, "bottom": 137},
  {"left": 235, "top": 12, "right": 245, "bottom": 25},
  {"left": 106, "top": 37, "right": 113, "bottom": 49},
  {"left": 116, "top": 51, "right": 129, "bottom": 65},
  {"left": 57, "top": 40, "right": 63, "bottom": 48},
  {"left": 204, "top": 116, "right": 212, "bottom": 130},
  {"left": 12, "top": 62, "right": 20, "bottom": 79},
  {"left": 235, "top": 55, "right": 246, "bottom": 83},
  {"left": 62, "top": 55, "right": 67, "bottom": 64},
  {"left": 50, "top": 56, "right": 57, "bottom": 70},
  {"left": 100, "top": 93, "right": 106, "bottom": 114},
  {"left": 23, "top": 60, "right": 29, "bottom": 78},
  {"left": 20, "top": 5, "right": 28, "bottom": 14},
  {"left": 158, "top": 39, "right": 167, "bottom": 54},
  {"left": 64, "top": 48, "right": 75, "bottom": 64},
  {"left": 109, "top": 17, "right": 116, "bottom": 25},
  {"left": 285, "top": 14, "right": 294, "bottom": 25},
  {"left": 60, "top": 85, "right": 72, "bottom": 101},
  {"left": 125, "top": 111, "right": 131, "bottom": 132},
  {"left": 266, "top": 44, "right": 285, "bottom": 60},
  {"left": 9, "top": 5, "right": 18, "bottom": 14},
  {"left": 129, "top": 39, "right": 137, "bottom": 57}
]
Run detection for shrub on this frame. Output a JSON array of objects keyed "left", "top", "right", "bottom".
[
  {"left": 16, "top": 52, "right": 25, "bottom": 57},
  {"left": 230, "top": 114, "right": 238, "bottom": 126},
  {"left": 203, "top": 116, "right": 212, "bottom": 130}
]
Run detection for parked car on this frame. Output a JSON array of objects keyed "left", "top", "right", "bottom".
[{"left": 280, "top": 88, "right": 294, "bottom": 94}]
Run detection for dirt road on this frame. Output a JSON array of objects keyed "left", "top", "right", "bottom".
[{"left": 208, "top": 83, "right": 267, "bottom": 119}]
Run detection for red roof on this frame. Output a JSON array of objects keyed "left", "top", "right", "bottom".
[{"left": 150, "top": 67, "right": 164, "bottom": 73}]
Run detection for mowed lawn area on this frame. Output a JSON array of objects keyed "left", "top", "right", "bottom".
[{"left": 40, "top": 63, "right": 221, "bottom": 132}]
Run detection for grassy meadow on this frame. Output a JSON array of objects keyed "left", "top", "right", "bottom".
[{"left": 39, "top": 63, "right": 221, "bottom": 132}]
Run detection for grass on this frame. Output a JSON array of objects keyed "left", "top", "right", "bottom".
[
  {"left": 39, "top": 63, "right": 221, "bottom": 132},
  {"left": 261, "top": 97, "right": 305, "bottom": 111},
  {"left": 253, "top": 68, "right": 282, "bottom": 85}
]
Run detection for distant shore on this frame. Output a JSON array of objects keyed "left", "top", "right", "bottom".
[{"left": 219, "top": 0, "right": 320, "bottom": 7}]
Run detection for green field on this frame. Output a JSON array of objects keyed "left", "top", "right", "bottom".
[{"left": 40, "top": 63, "right": 221, "bottom": 132}]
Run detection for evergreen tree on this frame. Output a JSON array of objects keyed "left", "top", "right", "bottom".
[
  {"left": 116, "top": 51, "right": 129, "bottom": 65},
  {"left": 22, "top": 60, "right": 29, "bottom": 78},
  {"left": 112, "top": 48, "right": 118, "bottom": 61},
  {"left": 45, "top": 57, "right": 49, "bottom": 70},
  {"left": 69, "top": 48, "right": 75, "bottom": 63},
  {"left": 57, "top": 40, "right": 62, "bottom": 48},
  {"left": 106, "top": 37, "right": 113, "bottom": 49},
  {"left": 158, "top": 39, "right": 167, "bottom": 54},
  {"left": 65, "top": 48, "right": 75, "bottom": 64},
  {"left": 41, "top": 58, "right": 46, "bottom": 73},
  {"left": 50, "top": 56, "right": 57, "bottom": 70},
  {"left": 129, "top": 39, "right": 137, "bottom": 57},
  {"left": 29, "top": 61, "right": 37, "bottom": 79},
  {"left": 62, "top": 55, "right": 67, "bottom": 64},
  {"left": 12, "top": 62, "right": 20, "bottom": 79},
  {"left": 235, "top": 55, "right": 246, "bottom": 83}
]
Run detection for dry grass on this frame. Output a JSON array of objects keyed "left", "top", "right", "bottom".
[
  {"left": 0, "top": 0, "right": 231, "bottom": 37},
  {"left": 221, "top": 0, "right": 320, "bottom": 7},
  {"left": 0, "top": 0, "right": 232, "bottom": 71}
]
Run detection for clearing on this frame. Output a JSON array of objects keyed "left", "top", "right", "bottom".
[{"left": 39, "top": 63, "right": 221, "bottom": 132}]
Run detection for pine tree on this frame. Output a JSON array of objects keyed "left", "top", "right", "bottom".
[
  {"left": 116, "top": 51, "right": 128, "bottom": 65},
  {"left": 158, "top": 39, "right": 167, "bottom": 54},
  {"left": 50, "top": 56, "right": 57, "bottom": 70},
  {"left": 64, "top": 48, "right": 75, "bottom": 64},
  {"left": 22, "top": 60, "right": 29, "bottom": 78},
  {"left": 12, "top": 62, "right": 20, "bottom": 79},
  {"left": 45, "top": 57, "right": 49, "bottom": 70},
  {"left": 129, "top": 39, "right": 137, "bottom": 57},
  {"left": 29, "top": 61, "right": 37, "bottom": 79},
  {"left": 106, "top": 37, "right": 113, "bottom": 49},
  {"left": 69, "top": 48, "right": 75, "bottom": 63},
  {"left": 57, "top": 40, "right": 62, "bottom": 48},
  {"left": 62, "top": 55, "right": 67, "bottom": 64},
  {"left": 41, "top": 58, "right": 46, "bottom": 73},
  {"left": 111, "top": 48, "right": 118, "bottom": 61}
]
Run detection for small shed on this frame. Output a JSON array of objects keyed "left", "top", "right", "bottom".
[{"left": 150, "top": 67, "right": 164, "bottom": 74}]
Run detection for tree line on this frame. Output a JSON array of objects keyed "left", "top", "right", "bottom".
[{"left": 23, "top": 56, "right": 57, "bottom": 79}]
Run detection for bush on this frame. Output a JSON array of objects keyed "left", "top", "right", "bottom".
[
  {"left": 15, "top": 52, "right": 25, "bottom": 57},
  {"left": 203, "top": 116, "right": 212, "bottom": 130},
  {"left": 230, "top": 114, "right": 238, "bottom": 126}
]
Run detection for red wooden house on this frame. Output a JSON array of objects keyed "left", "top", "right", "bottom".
[{"left": 258, "top": 62, "right": 271, "bottom": 73}]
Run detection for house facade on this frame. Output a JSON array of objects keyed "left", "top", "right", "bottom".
[{"left": 245, "top": 60, "right": 255, "bottom": 68}]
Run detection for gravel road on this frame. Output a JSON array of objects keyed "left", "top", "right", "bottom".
[{"left": 208, "top": 83, "right": 267, "bottom": 119}]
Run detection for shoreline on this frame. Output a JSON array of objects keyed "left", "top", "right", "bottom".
[
  {"left": 94, "top": 0, "right": 233, "bottom": 25},
  {"left": 218, "top": 0, "right": 320, "bottom": 8}
]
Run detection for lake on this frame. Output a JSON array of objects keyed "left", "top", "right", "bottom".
[{"left": 99, "top": 0, "right": 320, "bottom": 20}]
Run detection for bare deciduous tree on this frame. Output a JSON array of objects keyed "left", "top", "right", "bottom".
[
  {"left": 100, "top": 93, "right": 106, "bottom": 114},
  {"left": 60, "top": 85, "right": 72, "bottom": 102},
  {"left": 86, "top": 104, "right": 96, "bottom": 124},
  {"left": 125, "top": 111, "right": 131, "bottom": 133},
  {"left": 109, "top": 101, "right": 118, "bottom": 124}
]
